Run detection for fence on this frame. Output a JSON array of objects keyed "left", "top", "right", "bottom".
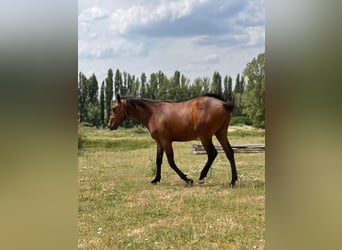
[{"left": 192, "top": 144, "right": 265, "bottom": 154}]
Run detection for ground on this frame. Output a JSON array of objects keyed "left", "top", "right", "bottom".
[{"left": 78, "top": 125, "right": 265, "bottom": 249}]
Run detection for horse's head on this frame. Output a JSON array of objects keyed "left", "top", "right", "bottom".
[{"left": 108, "top": 94, "right": 128, "bottom": 130}]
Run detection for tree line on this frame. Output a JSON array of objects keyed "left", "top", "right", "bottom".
[{"left": 78, "top": 52, "right": 265, "bottom": 128}]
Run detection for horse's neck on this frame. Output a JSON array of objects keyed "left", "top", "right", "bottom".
[{"left": 126, "top": 103, "right": 154, "bottom": 128}]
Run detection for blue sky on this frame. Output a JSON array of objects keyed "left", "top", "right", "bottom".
[{"left": 78, "top": 0, "right": 264, "bottom": 83}]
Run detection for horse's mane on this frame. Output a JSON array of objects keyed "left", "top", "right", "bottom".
[
  {"left": 203, "top": 93, "right": 226, "bottom": 102},
  {"left": 124, "top": 97, "right": 168, "bottom": 110},
  {"left": 125, "top": 94, "right": 233, "bottom": 110}
]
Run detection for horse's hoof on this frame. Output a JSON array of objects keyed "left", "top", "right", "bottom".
[
  {"left": 229, "top": 182, "right": 236, "bottom": 188},
  {"left": 186, "top": 179, "right": 193, "bottom": 187},
  {"left": 198, "top": 178, "right": 206, "bottom": 185},
  {"left": 151, "top": 180, "right": 160, "bottom": 185}
]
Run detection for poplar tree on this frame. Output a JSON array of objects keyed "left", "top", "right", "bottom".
[
  {"left": 211, "top": 71, "right": 222, "bottom": 96},
  {"left": 140, "top": 73, "right": 147, "bottom": 98},
  {"left": 100, "top": 81, "right": 105, "bottom": 127},
  {"left": 223, "top": 75, "right": 233, "bottom": 100},
  {"left": 233, "top": 73, "right": 246, "bottom": 116},
  {"left": 88, "top": 74, "right": 98, "bottom": 105},
  {"left": 78, "top": 72, "right": 88, "bottom": 122},
  {"left": 114, "top": 69, "right": 122, "bottom": 96},
  {"left": 105, "top": 69, "right": 113, "bottom": 123}
]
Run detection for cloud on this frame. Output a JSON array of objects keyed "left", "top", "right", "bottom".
[
  {"left": 192, "top": 54, "right": 220, "bottom": 64},
  {"left": 78, "top": 0, "right": 265, "bottom": 81},
  {"left": 78, "top": 6, "right": 109, "bottom": 22},
  {"left": 78, "top": 39, "right": 147, "bottom": 59},
  {"left": 111, "top": 0, "right": 206, "bottom": 30},
  {"left": 110, "top": 0, "right": 250, "bottom": 37}
]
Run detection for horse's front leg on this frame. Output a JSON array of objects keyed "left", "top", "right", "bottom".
[{"left": 151, "top": 143, "right": 164, "bottom": 184}]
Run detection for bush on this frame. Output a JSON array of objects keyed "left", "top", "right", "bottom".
[{"left": 230, "top": 116, "right": 252, "bottom": 126}]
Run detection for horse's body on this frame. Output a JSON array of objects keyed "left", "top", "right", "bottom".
[{"left": 108, "top": 94, "right": 238, "bottom": 187}]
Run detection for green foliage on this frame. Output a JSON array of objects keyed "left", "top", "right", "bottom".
[
  {"left": 105, "top": 69, "right": 114, "bottom": 125},
  {"left": 77, "top": 52, "right": 265, "bottom": 129},
  {"left": 230, "top": 116, "right": 252, "bottom": 126},
  {"left": 100, "top": 81, "right": 105, "bottom": 127},
  {"left": 232, "top": 74, "right": 245, "bottom": 116},
  {"left": 211, "top": 71, "right": 222, "bottom": 96},
  {"left": 88, "top": 74, "right": 98, "bottom": 104},
  {"left": 223, "top": 75, "right": 233, "bottom": 101},
  {"left": 241, "top": 52, "right": 265, "bottom": 128},
  {"left": 78, "top": 72, "right": 88, "bottom": 122}
]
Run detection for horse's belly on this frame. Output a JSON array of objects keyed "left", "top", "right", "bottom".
[{"left": 172, "top": 128, "right": 197, "bottom": 141}]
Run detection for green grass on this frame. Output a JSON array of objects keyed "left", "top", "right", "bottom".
[{"left": 78, "top": 126, "right": 265, "bottom": 249}]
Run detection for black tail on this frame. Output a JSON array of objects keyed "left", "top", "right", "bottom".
[{"left": 224, "top": 94, "right": 234, "bottom": 112}]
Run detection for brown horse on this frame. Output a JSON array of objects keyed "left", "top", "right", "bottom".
[{"left": 108, "top": 94, "right": 238, "bottom": 187}]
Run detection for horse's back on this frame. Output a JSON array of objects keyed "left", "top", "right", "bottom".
[
  {"left": 191, "top": 96, "right": 230, "bottom": 135},
  {"left": 150, "top": 96, "right": 230, "bottom": 141}
]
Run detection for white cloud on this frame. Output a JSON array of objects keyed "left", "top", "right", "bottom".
[
  {"left": 110, "top": 0, "right": 209, "bottom": 34},
  {"left": 78, "top": 6, "right": 109, "bottom": 22},
  {"left": 78, "top": 39, "right": 147, "bottom": 59},
  {"left": 193, "top": 54, "right": 220, "bottom": 64},
  {"left": 236, "top": 0, "right": 264, "bottom": 27},
  {"left": 78, "top": 0, "right": 264, "bottom": 83},
  {"left": 245, "top": 26, "right": 265, "bottom": 46}
]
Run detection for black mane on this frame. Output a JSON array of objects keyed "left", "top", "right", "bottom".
[
  {"left": 203, "top": 93, "right": 225, "bottom": 102},
  {"left": 125, "top": 94, "right": 228, "bottom": 109},
  {"left": 125, "top": 97, "right": 164, "bottom": 110}
]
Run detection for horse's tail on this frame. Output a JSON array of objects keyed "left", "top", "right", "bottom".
[{"left": 224, "top": 94, "right": 234, "bottom": 112}]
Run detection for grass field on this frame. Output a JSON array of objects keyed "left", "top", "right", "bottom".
[{"left": 78, "top": 125, "right": 265, "bottom": 249}]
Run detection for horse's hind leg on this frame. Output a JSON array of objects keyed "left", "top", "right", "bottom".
[
  {"left": 215, "top": 129, "right": 238, "bottom": 187},
  {"left": 198, "top": 137, "right": 218, "bottom": 184},
  {"left": 164, "top": 142, "right": 193, "bottom": 186}
]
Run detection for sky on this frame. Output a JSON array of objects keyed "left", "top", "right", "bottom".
[{"left": 78, "top": 0, "right": 264, "bottom": 84}]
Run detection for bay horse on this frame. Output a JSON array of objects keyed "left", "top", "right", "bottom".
[{"left": 108, "top": 94, "right": 238, "bottom": 187}]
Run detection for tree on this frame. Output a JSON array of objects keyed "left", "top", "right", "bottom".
[
  {"left": 242, "top": 52, "right": 265, "bottom": 128},
  {"left": 223, "top": 75, "right": 233, "bottom": 100},
  {"left": 169, "top": 70, "right": 181, "bottom": 101},
  {"left": 234, "top": 73, "right": 244, "bottom": 94},
  {"left": 85, "top": 74, "right": 100, "bottom": 126},
  {"left": 88, "top": 74, "right": 98, "bottom": 105},
  {"left": 233, "top": 73, "right": 245, "bottom": 116},
  {"left": 149, "top": 73, "right": 158, "bottom": 99},
  {"left": 105, "top": 69, "right": 114, "bottom": 123},
  {"left": 211, "top": 71, "right": 222, "bottom": 96},
  {"left": 189, "top": 77, "right": 203, "bottom": 99},
  {"left": 129, "top": 76, "right": 139, "bottom": 97},
  {"left": 78, "top": 73, "right": 83, "bottom": 122},
  {"left": 114, "top": 69, "right": 122, "bottom": 96},
  {"left": 100, "top": 81, "right": 105, "bottom": 127},
  {"left": 202, "top": 77, "right": 210, "bottom": 94},
  {"left": 122, "top": 71, "right": 128, "bottom": 96},
  {"left": 86, "top": 102, "right": 101, "bottom": 127},
  {"left": 78, "top": 72, "right": 88, "bottom": 122},
  {"left": 156, "top": 70, "right": 166, "bottom": 100},
  {"left": 140, "top": 73, "right": 147, "bottom": 98},
  {"left": 180, "top": 74, "right": 190, "bottom": 101}
]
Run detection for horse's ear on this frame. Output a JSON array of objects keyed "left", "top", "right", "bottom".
[{"left": 117, "top": 94, "right": 121, "bottom": 103}]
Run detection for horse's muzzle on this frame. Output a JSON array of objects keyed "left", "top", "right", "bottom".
[{"left": 108, "top": 124, "right": 117, "bottom": 130}]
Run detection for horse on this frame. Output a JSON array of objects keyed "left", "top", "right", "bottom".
[{"left": 108, "top": 93, "right": 238, "bottom": 187}]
